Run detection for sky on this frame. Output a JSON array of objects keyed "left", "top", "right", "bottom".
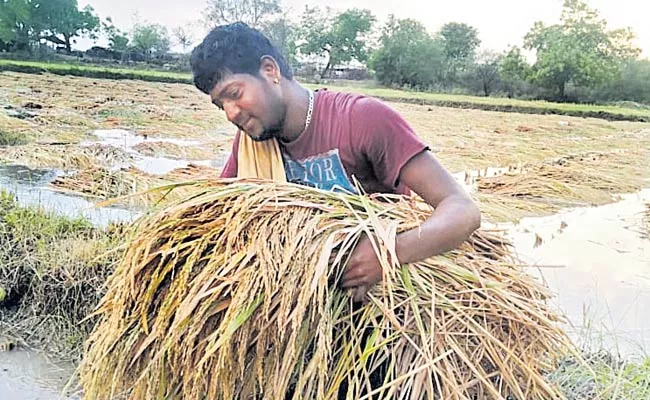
[{"left": 76, "top": 0, "right": 650, "bottom": 58}]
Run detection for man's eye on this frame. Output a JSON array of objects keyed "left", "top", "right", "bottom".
[{"left": 230, "top": 90, "right": 240, "bottom": 99}]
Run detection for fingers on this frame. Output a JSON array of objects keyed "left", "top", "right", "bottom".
[
  {"left": 352, "top": 285, "right": 370, "bottom": 303},
  {"left": 341, "top": 262, "right": 375, "bottom": 288},
  {"left": 341, "top": 276, "right": 368, "bottom": 288},
  {"left": 341, "top": 266, "right": 366, "bottom": 283}
]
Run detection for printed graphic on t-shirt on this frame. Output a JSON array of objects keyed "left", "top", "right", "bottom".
[{"left": 283, "top": 149, "right": 357, "bottom": 193}]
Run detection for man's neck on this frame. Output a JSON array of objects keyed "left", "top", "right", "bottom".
[{"left": 277, "top": 81, "right": 311, "bottom": 143}]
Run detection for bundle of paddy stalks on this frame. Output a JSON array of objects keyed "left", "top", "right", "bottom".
[
  {"left": 50, "top": 166, "right": 169, "bottom": 206},
  {"left": 0, "top": 143, "right": 132, "bottom": 170},
  {"left": 50, "top": 164, "right": 222, "bottom": 207},
  {"left": 132, "top": 141, "right": 217, "bottom": 161},
  {"left": 476, "top": 163, "right": 636, "bottom": 207},
  {"left": 473, "top": 192, "right": 560, "bottom": 223},
  {"left": 81, "top": 143, "right": 134, "bottom": 166},
  {"left": 79, "top": 179, "right": 574, "bottom": 400},
  {"left": 163, "top": 163, "right": 222, "bottom": 180},
  {"left": 547, "top": 150, "right": 648, "bottom": 191}
]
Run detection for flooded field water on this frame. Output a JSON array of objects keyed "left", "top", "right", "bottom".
[
  {"left": 0, "top": 128, "right": 232, "bottom": 228},
  {"left": 0, "top": 343, "right": 77, "bottom": 400},
  {"left": 0, "top": 164, "right": 138, "bottom": 227},
  {"left": 505, "top": 189, "right": 650, "bottom": 356}
]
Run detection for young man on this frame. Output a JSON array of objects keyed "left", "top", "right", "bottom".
[{"left": 190, "top": 22, "right": 481, "bottom": 301}]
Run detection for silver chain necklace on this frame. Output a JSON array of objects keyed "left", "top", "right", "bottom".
[{"left": 303, "top": 90, "right": 314, "bottom": 132}]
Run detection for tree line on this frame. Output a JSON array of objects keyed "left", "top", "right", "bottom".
[
  {"left": 1, "top": 0, "right": 649, "bottom": 104},
  {"left": 0, "top": 0, "right": 193, "bottom": 62}
]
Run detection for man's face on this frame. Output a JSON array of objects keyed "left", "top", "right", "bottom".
[{"left": 209, "top": 73, "right": 285, "bottom": 141}]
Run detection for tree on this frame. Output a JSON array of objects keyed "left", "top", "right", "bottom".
[
  {"left": 471, "top": 50, "right": 502, "bottom": 96},
  {"left": 260, "top": 15, "right": 298, "bottom": 67},
  {"left": 102, "top": 18, "right": 129, "bottom": 52},
  {"left": 499, "top": 46, "right": 531, "bottom": 97},
  {"left": 35, "top": 0, "right": 100, "bottom": 52},
  {"left": 370, "top": 16, "right": 445, "bottom": 89},
  {"left": 590, "top": 59, "right": 650, "bottom": 104},
  {"left": 524, "top": 0, "right": 639, "bottom": 99},
  {"left": 0, "top": 0, "right": 33, "bottom": 51},
  {"left": 131, "top": 23, "right": 170, "bottom": 60},
  {"left": 0, "top": 0, "right": 99, "bottom": 53},
  {"left": 300, "top": 7, "right": 375, "bottom": 77},
  {"left": 173, "top": 26, "right": 193, "bottom": 53},
  {"left": 205, "top": 0, "right": 280, "bottom": 28},
  {"left": 438, "top": 22, "right": 481, "bottom": 81}
]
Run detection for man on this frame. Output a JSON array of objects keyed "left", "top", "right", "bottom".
[{"left": 190, "top": 22, "right": 481, "bottom": 302}]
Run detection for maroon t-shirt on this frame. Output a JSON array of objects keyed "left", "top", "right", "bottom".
[{"left": 220, "top": 90, "right": 429, "bottom": 195}]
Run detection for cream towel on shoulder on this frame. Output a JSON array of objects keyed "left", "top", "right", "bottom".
[{"left": 236, "top": 132, "right": 287, "bottom": 182}]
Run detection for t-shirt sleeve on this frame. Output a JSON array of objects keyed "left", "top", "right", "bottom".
[
  {"left": 352, "top": 97, "right": 429, "bottom": 191},
  {"left": 219, "top": 130, "right": 240, "bottom": 178}
]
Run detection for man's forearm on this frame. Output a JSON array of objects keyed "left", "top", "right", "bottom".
[{"left": 395, "top": 195, "right": 481, "bottom": 265}]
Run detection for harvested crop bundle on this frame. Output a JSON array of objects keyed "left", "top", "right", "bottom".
[{"left": 80, "top": 180, "right": 572, "bottom": 400}]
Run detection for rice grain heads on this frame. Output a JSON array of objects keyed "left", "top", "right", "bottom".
[{"left": 79, "top": 179, "right": 573, "bottom": 400}]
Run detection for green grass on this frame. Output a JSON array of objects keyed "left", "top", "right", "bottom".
[
  {"left": 0, "top": 130, "right": 28, "bottom": 146},
  {"left": 0, "top": 59, "right": 191, "bottom": 84},
  {"left": 1, "top": 58, "right": 649, "bottom": 121},
  {"left": 0, "top": 190, "right": 122, "bottom": 359},
  {"left": 548, "top": 351, "right": 650, "bottom": 399},
  {"left": 308, "top": 83, "right": 650, "bottom": 121}
]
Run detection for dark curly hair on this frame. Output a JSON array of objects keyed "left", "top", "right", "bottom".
[{"left": 190, "top": 22, "right": 294, "bottom": 95}]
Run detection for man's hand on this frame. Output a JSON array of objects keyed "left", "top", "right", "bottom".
[
  {"left": 340, "top": 151, "right": 481, "bottom": 303},
  {"left": 341, "top": 235, "right": 384, "bottom": 302}
]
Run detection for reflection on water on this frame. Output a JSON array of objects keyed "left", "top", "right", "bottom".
[
  {"left": 0, "top": 164, "right": 58, "bottom": 186},
  {"left": 0, "top": 164, "right": 139, "bottom": 228},
  {"left": 505, "top": 189, "right": 650, "bottom": 355}
]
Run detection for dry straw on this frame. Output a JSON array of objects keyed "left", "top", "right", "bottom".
[
  {"left": 475, "top": 151, "right": 643, "bottom": 219},
  {"left": 51, "top": 166, "right": 164, "bottom": 204},
  {"left": 132, "top": 141, "right": 224, "bottom": 161},
  {"left": 0, "top": 143, "right": 132, "bottom": 170},
  {"left": 50, "top": 164, "right": 221, "bottom": 207},
  {"left": 79, "top": 179, "right": 574, "bottom": 399}
]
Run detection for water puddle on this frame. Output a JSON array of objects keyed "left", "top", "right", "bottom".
[
  {"left": 132, "top": 157, "right": 211, "bottom": 175},
  {"left": 86, "top": 129, "right": 226, "bottom": 175},
  {"left": 89, "top": 129, "right": 202, "bottom": 148},
  {"left": 0, "top": 129, "right": 228, "bottom": 226},
  {"left": 504, "top": 189, "right": 650, "bottom": 355},
  {"left": 0, "top": 165, "right": 139, "bottom": 228},
  {"left": 0, "top": 344, "right": 77, "bottom": 400}
]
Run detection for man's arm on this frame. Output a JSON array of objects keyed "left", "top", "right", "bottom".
[
  {"left": 341, "top": 151, "right": 480, "bottom": 299},
  {"left": 340, "top": 96, "right": 480, "bottom": 300},
  {"left": 394, "top": 150, "right": 481, "bottom": 264}
]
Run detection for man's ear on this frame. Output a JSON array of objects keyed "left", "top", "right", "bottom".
[{"left": 259, "top": 55, "right": 281, "bottom": 83}]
